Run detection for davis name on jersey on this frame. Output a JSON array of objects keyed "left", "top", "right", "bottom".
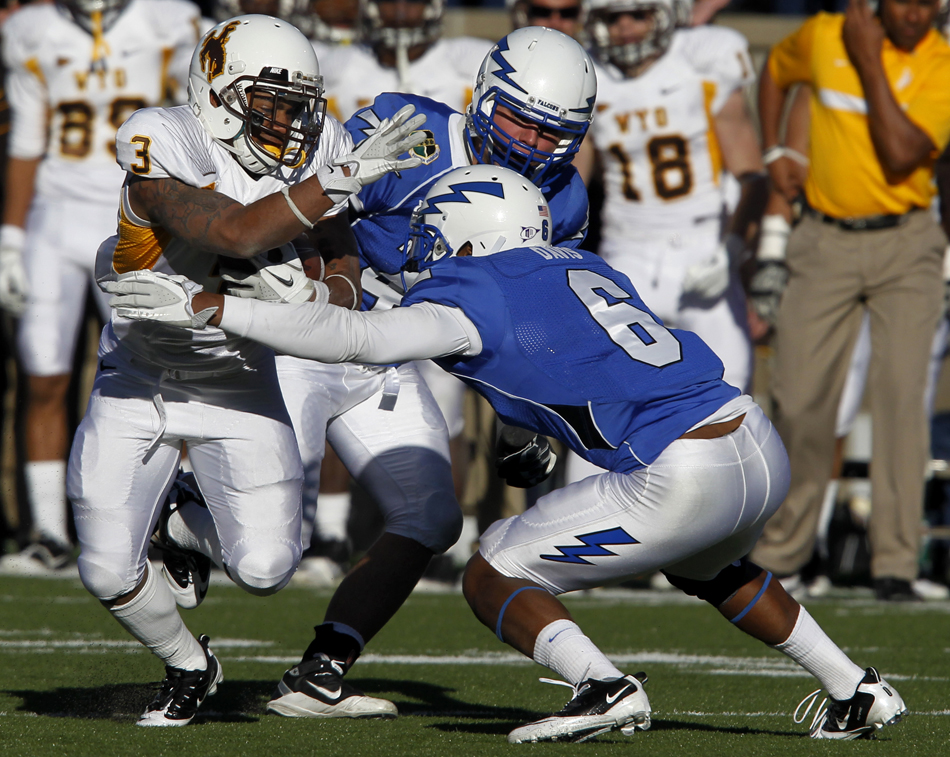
[
  {"left": 347, "top": 92, "right": 590, "bottom": 308},
  {"left": 591, "top": 25, "right": 754, "bottom": 241},
  {"left": 2, "top": 0, "right": 200, "bottom": 206},
  {"left": 401, "top": 246, "right": 739, "bottom": 472},
  {"left": 95, "top": 103, "right": 353, "bottom": 374},
  {"left": 319, "top": 37, "right": 492, "bottom": 122}
]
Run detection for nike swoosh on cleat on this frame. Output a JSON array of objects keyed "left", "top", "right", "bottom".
[
  {"left": 305, "top": 682, "right": 342, "bottom": 701},
  {"left": 605, "top": 685, "right": 633, "bottom": 704}
]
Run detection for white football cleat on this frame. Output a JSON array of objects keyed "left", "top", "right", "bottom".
[
  {"left": 267, "top": 655, "right": 398, "bottom": 719},
  {"left": 137, "top": 635, "right": 223, "bottom": 727},
  {"left": 507, "top": 673, "right": 651, "bottom": 743},
  {"left": 795, "top": 667, "right": 907, "bottom": 740}
]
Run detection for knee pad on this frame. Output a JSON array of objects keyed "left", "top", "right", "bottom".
[
  {"left": 77, "top": 554, "right": 141, "bottom": 602},
  {"left": 385, "top": 490, "right": 463, "bottom": 555},
  {"left": 663, "top": 558, "right": 764, "bottom": 608},
  {"left": 226, "top": 540, "right": 299, "bottom": 596}
]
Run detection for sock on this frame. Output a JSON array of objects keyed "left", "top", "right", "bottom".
[
  {"left": 532, "top": 619, "right": 624, "bottom": 687},
  {"left": 168, "top": 500, "right": 223, "bottom": 569},
  {"left": 772, "top": 607, "right": 865, "bottom": 701},
  {"left": 314, "top": 492, "right": 350, "bottom": 543},
  {"left": 110, "top": 564, "right": 206, "bottom": 670},
  {"left": 25, "top": 460, "right": 69, "bottom": 546},
  {"left": 303, "top": 622, "right": 365, "bottom": 670}
]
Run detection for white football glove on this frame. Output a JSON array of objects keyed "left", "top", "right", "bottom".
[
  {"left": 102, "top": 269, "right": 217, "bottom": 329},
  {"left": 682, "top": 233, "right": 746, "bottom": 302},
  {"left": 316, "top": 104, "right": 427, "bottom": 205},
  {"left": 748, "top": 215, "right": 792, "bottom": 327},
  {"left": 220, "top": 256, "right": 315, "bottom": 304},
  {"left": 0, "top": 225, "right": 29, "bottom": 317}
]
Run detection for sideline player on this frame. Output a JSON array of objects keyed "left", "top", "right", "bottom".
[
  {"left": 0, "top": 0, "right": 200, "bottom": 573},
  {"left": 69, "top": 14, "right": 424, "bottom": 725},
  {"left": 110, "top": 164, "right": 909, "bottom": 743},
  {"left": 320, "top": 0, "right": 491, "bottom": 121},
  {"left": 566, "top": 0, "right": 767, "bottom": 484},
  {"left": 580, "top": 0, "right": 765, "bottom": 392}
]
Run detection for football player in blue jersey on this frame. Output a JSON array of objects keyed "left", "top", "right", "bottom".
[
  {"left": 108, "top": 164, "right": 909, "bottom": 743},
  {"left": 349, "top": 24, "right": 596, "bottom": 306}
]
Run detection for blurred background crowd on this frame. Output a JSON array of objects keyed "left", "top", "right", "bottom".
[{"left": 2, "top": 0, "right": 950, "bottom": 606}]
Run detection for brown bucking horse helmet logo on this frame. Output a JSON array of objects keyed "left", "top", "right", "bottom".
[{"left": 199, "top": 21, "right": 240, "bottom": 84}]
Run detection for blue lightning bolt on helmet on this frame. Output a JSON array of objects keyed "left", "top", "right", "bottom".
[
  {"left": 404, "top": 165, "right": 552, "bottom": 276},
  {"left": 466, "top": 27, "right": 597, "bottom": 185}
]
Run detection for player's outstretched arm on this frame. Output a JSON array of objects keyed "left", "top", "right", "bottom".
[
  {"left": 127, "top": 173, "right": 342, "bottom": 259},
  {"left": 106, "top": 269, "right": 479, "bottom": 364}
]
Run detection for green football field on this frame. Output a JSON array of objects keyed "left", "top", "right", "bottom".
[{"left": 1, "top": 574, "right": 948, "bottom": 756}]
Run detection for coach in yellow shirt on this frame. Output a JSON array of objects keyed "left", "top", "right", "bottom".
[{"left": 751, "top": 0, "right": 950, "bottom": 601}]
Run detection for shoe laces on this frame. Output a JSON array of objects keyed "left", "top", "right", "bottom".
[{"left": 794, "top": 688, "right": 829, "bottom": 731}]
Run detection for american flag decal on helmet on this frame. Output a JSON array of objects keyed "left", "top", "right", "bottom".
[{"left": 539, "top": 205, "right": 549, "bottom": 217}]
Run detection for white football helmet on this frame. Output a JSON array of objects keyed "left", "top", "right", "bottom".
[
  {"left": 214, "top": 0, "right": 306, "bottom": 22},
  {"left": 405, "top": 165, "right": 552, "bottom": 274},
  {"left": 506, "top": 0, "right": 588, "bottom": 34},
  {"left": 586, "top": 0, "right": 690, "bottom": 71},
  {"left": 359, "top": 0, "right": 443, "bottom": 50},
  {"left": 298, "top": 0, "right": 361, "bottom": 44},
  {"left": 188, "top": 15, "right": 327, "bottom": 176},
  {"left": 466, "top": 27, "right": 596, "bottom": 185},
  {"left": 57, "top": 0, "right": 131, "bottom": 33}
]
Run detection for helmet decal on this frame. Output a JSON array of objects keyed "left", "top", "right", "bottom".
[
  {"left": 420, "top": 181, "right": 506, "bottom": 215},
  {"left": 488, "top": 38, "right": 528, "bottom": 96},
  {"left": 200, "top": 21, "right": 240, "bottom": 84}
]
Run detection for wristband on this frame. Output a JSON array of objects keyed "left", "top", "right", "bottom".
[
  {"left": 0, "top": 224, "right": 26, "bottom": 251},
  {"left": 325, "top": 274, "right": 359, "bottom": 310},
  {"left": 280, "top": 186, "right": 315, "bottom": 230},
  {"left": 782, "top": 147, "right": 809, "bottom": 167},
  {"left": 762, "top": 145, "right": 785, "bottom": 166}
]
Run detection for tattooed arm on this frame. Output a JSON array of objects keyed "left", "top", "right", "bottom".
[{"left": 126, "top": 172, "right": 339, "bottom": 259}]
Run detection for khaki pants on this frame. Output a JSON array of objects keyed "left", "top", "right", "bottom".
[{"left": 751, "top": 211, "right": 945, "bottom": 581}]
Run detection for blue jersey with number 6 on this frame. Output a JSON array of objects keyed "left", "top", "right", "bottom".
[{"left": 401, "top": 246, "right": 740, "bottom": 473}]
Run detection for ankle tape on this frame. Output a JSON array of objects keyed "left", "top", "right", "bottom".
[
  {"left": 729, "top": 571, "right": 772, "bottom": 624},
  {"left": 496, "top": 586, "right": 547, "bottom": 642}
]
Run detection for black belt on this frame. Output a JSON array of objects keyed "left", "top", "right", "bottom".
[{"left": 806, "top": 206, "right": 920, "bottom": 231}]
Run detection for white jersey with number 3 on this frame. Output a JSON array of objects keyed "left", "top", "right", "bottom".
[
  {"left": 590, "top": 25, "right": 754, "bottom": 243},
  {"left": 96, "top": 105, "right": 353, "bottom": 374},
  {"left": 2, "top": 0, "right": 200, "bottom": 207}
]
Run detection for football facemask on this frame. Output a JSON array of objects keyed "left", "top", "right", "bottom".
[{"left": 58, "top": 0, "right": 131, "bottom": 33}]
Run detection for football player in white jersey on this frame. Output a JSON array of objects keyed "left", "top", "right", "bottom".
[
  {"left": 581, "top": 0, "right": 765, "bottom": 391},
  {"left": 320, "top": 0, "right": 491, "bottom": 122},
  {"left": 0, "top": 0, "right": 200, "bottom": 573},
  {"left": 508, "top": 0, "right": 586, "bottom": 39},
  {"left": 67, "top": 14, "right": 425, "bottom": 725},
  {"left": 566, "top": 0, "right": 767, "bottom": 483}
]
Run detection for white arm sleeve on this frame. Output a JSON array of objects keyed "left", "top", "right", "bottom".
[{"left": 219, "top": 290, "right": 482, "bottom": 364}]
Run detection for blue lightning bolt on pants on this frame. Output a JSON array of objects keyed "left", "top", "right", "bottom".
[{"left": 478, "top": 403, "right": 790, "bottom": 594}]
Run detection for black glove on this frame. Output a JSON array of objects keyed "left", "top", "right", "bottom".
[
  {"left": 748, "top": 260, "right": 789, "bottom": 328},
  {"left": 495, "top": 424, "right": 557, "bottom": 488}
]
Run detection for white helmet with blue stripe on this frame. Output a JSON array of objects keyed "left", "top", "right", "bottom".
[
  {"left": 405, "top": 165, "right": 552, "bottom": 274},
  {"left": 466, "top": 27, "right": 597, "bottom": 185}
]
